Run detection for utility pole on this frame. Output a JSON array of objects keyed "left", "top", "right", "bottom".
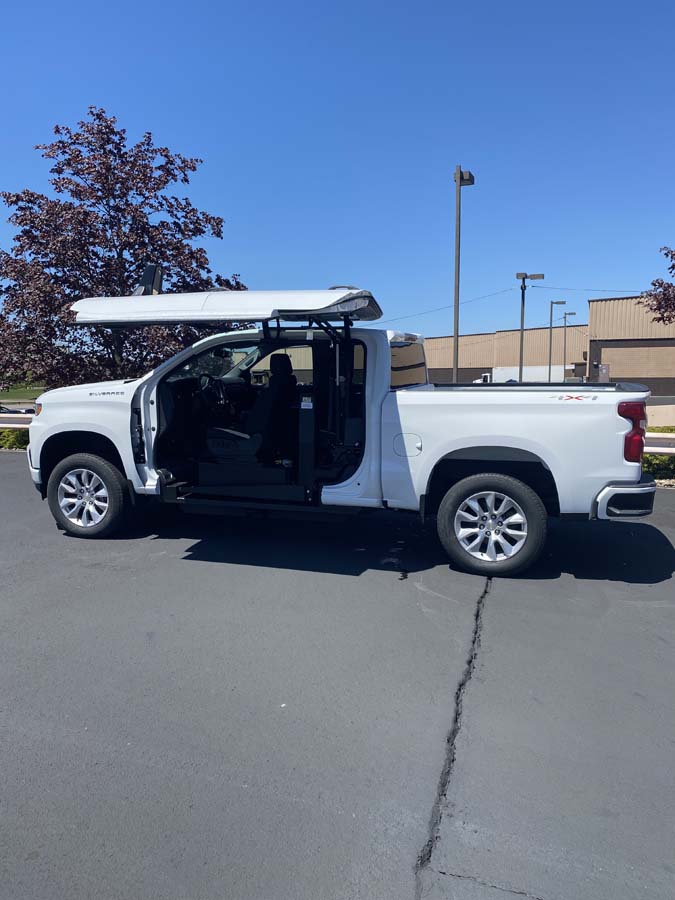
[
  {"left": 563, "top": 310, "right": 576, "bottom": 382},
  {"left": 452, "top": 166, "right": 475, "bottom": 383},
  {"left": 547, "top": 300, "right": 566, "bottom": 382},
  {"left": 515, "top": 272, "right": 544, "bottom": 381}
]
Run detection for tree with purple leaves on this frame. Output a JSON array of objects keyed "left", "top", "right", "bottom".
[
  {"left": 0, "top": 107, "right": 244, "bottom": 389},
  {"left": 641, "top": 246, "right": 675, "bottom": 324}
]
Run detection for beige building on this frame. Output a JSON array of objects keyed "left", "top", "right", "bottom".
[
  {"left": 425, "top": 323, "right": 588, "bottom": 384},
  {"left": 587, "top": 296, "right": 675, "bottom": 395},
  {"left": 425, "top": 296, "right": 675, "bottom": 394}
]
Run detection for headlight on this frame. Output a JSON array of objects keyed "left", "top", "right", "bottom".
[{"left": 34, "top": 402, "right": 42, "bottom": 416}]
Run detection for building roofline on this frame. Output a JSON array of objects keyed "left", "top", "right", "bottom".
[
  {"left": 426, "top": 322, "right": 588, "bottom": 341},
  {"left": 588, "top": 295, "right": 642, "bottom": 303},
  {"left": 426, "top": 331, "right": 494, "bottom": 340},
  {"left": 494, "top": 323, "right": 587, "bottom": 335}
]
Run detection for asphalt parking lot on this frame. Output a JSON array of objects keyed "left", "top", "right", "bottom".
[{"left": 1, "top": 452, "right": 674, "bottom": 900}]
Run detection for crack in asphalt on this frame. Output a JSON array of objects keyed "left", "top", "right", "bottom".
[
  {"left": 414, "top": 575, "right": 492, "bottom": 899},
  {"left": 432, "top": 868, "right": 548, "bottom": 900}
]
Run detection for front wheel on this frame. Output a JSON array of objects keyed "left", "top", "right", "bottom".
[
  {"left": 436, "top": 473, "right": 547, "bottom": 576},
  {"left": 47, "top": 453, "right": 128, "bottom": 539}
]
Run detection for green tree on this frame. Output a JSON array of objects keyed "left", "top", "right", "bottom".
[
  {"left": 0, "top": 107, "right": 244, "bottom": 389},
  {"left": 641, "top": 246, "right": 675, "bottom": 324}
]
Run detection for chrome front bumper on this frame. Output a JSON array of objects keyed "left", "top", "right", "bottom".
[{"left": 593, "top": 476, "right": 656, "bottom": 519}]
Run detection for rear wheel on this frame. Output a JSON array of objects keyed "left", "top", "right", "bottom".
[
  {"left": 436, "top": 473, "right": 547, "bottom": 576},
  {"left": 47, "top": 453, "right": 128, "bottom": 538}
]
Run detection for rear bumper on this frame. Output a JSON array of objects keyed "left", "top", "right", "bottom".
[{"left": 593, "top": 476, "right": 656, "bottom": 519}]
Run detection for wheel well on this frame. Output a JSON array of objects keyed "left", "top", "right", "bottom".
[
  {"left": 39, "top": 432, "right": 126, "bottom": 492},
  {"left": 424, "top": 449, "right": 560, "bottom": 517}
]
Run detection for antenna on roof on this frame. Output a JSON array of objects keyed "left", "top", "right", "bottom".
[{"left": 131, "top": 263, "right": 163, "bottom": 296}]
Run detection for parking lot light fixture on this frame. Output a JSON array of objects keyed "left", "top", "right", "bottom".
[
  {"left": 548, "top": 300, "right": 566, "bottom": 382},
  {"left": 563, "top": 311, "right": 577, "bottom": 379},
  {"left": 516, "top": 273, "right": 544, "bottom": 381},
  {"left": 452, "top": 165, "right": 475, "bottom": 384}
]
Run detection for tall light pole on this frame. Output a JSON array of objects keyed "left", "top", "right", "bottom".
[
  {"left": 547, "top": 300, "right": 566, "bottom": 382},
  {"left": 563, "top": 311, "right": 576, "bottom": 382},
  {"left": 452, "top": 165, "right": 475, "bottom": 383},
  {"left": 515, "top": 272, "right": 544, "bottom": 381}
]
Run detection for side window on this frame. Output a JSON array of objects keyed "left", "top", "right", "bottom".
[
  {"left": 353, "top": 343, "right": 365, "bottom": 385},
  {"left": 348, "top": 342, "right": 367, "bottom": 416},
  {"left": 390, "top": 341, "right": 427, "bottom": 388}
]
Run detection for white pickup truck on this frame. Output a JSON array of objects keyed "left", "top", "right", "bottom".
[{"left": 28, "top": 286, "right": 655, "bottom": 575}]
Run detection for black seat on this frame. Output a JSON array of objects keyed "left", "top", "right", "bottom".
[
  {"left": 205, "top": 354, "right": 297, "bottom": 463},
  {"left": 246, "top": 354, "right": 297, "bottom": 459}
]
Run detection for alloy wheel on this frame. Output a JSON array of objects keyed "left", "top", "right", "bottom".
[
  {"left": 57, "top": 468, "right": 110, "bottom": 527},
  {"left": 453, "top": 490, "right": 528, "bottom": 562}
]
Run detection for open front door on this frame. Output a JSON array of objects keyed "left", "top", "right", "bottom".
[
  {"left": 153, "top": 331, "right": 369, "bottom": 508},
  {"left": 153, "top": 336, "right": 317, "bottom": 504},
  {"left": 196, "top": 342, "right": 315, "bottom": 502}
]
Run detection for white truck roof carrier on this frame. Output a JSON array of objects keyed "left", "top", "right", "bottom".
[{"left": 71, "top": 287, "right": 382, "bottom": 326}]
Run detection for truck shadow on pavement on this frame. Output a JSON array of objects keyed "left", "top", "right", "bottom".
[
  {"left": 523, "top": 518, "right": 675, "bottom": 584},
  {"left": 125, "top": 509, "right": 675, "bottom": 585},
  {"left": 138, "top": 510, "right": 429, "bottom": 579}
]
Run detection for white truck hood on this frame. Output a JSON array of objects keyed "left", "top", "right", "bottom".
[
  {"left": 71, "top": 287, "right": 382, "bottom": 326},
  {"left": 38, "top": 378, "right": 139, "bottom": 403}
]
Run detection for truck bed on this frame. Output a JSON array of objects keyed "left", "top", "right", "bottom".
[{"left": 431, "top": 382, "right": 649, "bottom": 393}]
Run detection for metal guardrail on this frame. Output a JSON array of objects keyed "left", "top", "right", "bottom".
[
  {"left": 0, "top": 414, "right": 33, "bottom": 430},
  {"left": 644, "top": 433, "right": 675, "bottom": 456}
]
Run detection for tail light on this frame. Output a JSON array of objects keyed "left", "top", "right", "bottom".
[{"left": 618, "top": 401, "right": 647, "bottom": 462}]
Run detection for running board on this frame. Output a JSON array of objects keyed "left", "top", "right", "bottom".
[{"left": 176, "top": 495, "right": 364, "bottom": 518}]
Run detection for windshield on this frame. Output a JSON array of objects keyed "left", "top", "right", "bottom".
[
  {"left": 166, "top": 343, "right": 261, "bottom": 382},
  {"left": 226, "top": 346, "right": 264, "bottom": 377}
]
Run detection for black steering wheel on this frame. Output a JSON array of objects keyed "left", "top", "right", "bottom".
[{"left": 199, "top": 373, "right": 228, "bottom": 409}]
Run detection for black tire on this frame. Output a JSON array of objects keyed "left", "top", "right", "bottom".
[
  {"left": 436, "top": 473, "right": 547, "bottom": 576},
  {"left": 47, "top": 453, "right": 128, "bottom": 539}
]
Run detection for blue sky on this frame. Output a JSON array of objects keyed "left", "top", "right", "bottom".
[{"left": 1, "top": 0, "right": 673, "bottom": 338}]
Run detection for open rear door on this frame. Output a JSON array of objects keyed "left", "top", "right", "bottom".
[{"left": 72, "top": 287, "right": 382, "bottom": 326}]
